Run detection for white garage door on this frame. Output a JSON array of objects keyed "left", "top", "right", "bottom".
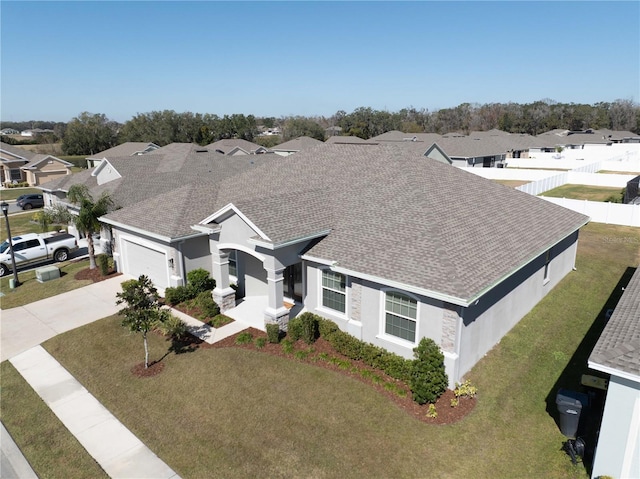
[{"left": 123, "top": 240, "right": 168, "bottom": 289}]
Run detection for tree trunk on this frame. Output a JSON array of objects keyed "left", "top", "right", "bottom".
[
  {"left": 87, "top": 231, "right": 96, "bottom": 269},
  {"left": 143, "top": 331, "right": 149, "bottom": 368}
]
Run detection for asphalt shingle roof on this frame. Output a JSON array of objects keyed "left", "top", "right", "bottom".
[
  {"left": 589, "top": 266, "right": 640, "bottom": 380},
  {"left": 0, "top": 142, "right": 38, "bottom": 163},
  {"left": 272, "top": 136, "right": 324, "bottom": 151},
  {"left": 51, "top": 142, "right": 588, "bottom": 304},
  {"left": 86, "top": 142, "right": 159, "bottom": 159}
]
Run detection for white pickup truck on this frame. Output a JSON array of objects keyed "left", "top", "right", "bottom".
[{"left": 0, "top": 232, "right": 79, "bottom": 276}]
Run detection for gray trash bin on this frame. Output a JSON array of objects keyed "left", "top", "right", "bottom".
[{"left": 556, "top": 389, "right": 588, "bottom": 438}]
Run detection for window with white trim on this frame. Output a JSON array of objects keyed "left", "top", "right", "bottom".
[
  {"left": 384, "top": 291, "right": 417, "bottom": 342},
  {"left": 228, "top": 250, "right": 237, "bottom": 277},
  {"left": 321, "top": 270, "right": 346, "bottom": 313},
  {"left": 10, "top": 169, "right": 21, "bottom": 181}
]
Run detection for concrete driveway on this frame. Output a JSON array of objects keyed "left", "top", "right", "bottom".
[{"left": 1, "top": 275, "right": 127, "bottom": 362}]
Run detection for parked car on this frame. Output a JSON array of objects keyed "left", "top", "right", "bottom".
[
  {"left": 16, "top": 194, "right": 44, "bottom": 210},
  {"left": 0, "top": 232, "right": 78, "bottom": 276}
]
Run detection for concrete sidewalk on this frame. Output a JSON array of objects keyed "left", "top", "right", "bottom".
[
  {"left": 1, "top": 275, "right": 125, "bottom": 362},
  {"left": 10, "top": 346, "right": 179, "bottom": 479},
  {"left": 1, "top": 274, "right": 254, "bottom": 478}
]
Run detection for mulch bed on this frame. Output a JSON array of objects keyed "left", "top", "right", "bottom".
[
  {"left": 131, "top": 361, "right": 165, "bottom": 378},
  {"left": 74, "top": 266, "right": 120, "bottom": 282},
  {"left": 194, "top": 328, "right": 476, "bottom": 425}
]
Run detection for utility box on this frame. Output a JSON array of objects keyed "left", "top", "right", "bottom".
[
  {"left": 36, "top": 265, "right": 60, "bottom": 283},
  {"left": 556, "top": 389, "right": 588, "bottom": 438}
]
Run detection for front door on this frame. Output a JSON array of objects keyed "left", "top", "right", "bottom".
[{"left": 283, "top": 263, "right": 303, "bottom": 303}]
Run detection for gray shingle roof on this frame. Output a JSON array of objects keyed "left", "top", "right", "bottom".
[
  {"left": 205, "top": 139, "right": 264, "bottom": 154},
  {"left": 0, "top": 142, "right": 37, "bottom": 163},
  {"left": 272, "top": 136, "right": 324, "bottom": 151},
  {"left": 589, "top": 266, "right": 640, "bottom": 381},
  {"left": 86, "top": 142, "right": 159, "bottom": 159},
  {"left": 209, "top": 144, "right": 588, "bottom": 301},
  {"left": 62, "top": 142, "right": 587, "bottom": 304}
]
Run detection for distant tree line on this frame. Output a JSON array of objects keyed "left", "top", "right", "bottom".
[{"left": 2, "top": 99, "right": 638, "bottom": 156}]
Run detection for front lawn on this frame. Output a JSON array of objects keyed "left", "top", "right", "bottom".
[
  {"left": 0, "top": 259, "right": 100, "bottom": 309},
  {"left": 0, "top": 187, "right": 42, "bottom": 201},
  {"left": 3, "top": 222, "right": 638, "bottom": 478},
  {"left": 542, "top": 184, "right": 625, "bottom": 202},
  {"left": 0, "top": 211, "right": 46, "bottom": 237}
]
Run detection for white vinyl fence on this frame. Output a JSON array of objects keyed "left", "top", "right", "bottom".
[{"left": 540, "top": 197, "right": 640, "bottom": 227}]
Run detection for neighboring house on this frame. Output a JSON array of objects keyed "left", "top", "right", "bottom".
[
  {"left": 206, "top": 139, "right": 270, "bottom": 156},
  {"left": 20, "top": 128, "right": 53, "bottom": 137},
  {"left": 271, "top": 136, "right": 324, "bottom": 156},
  {"left": 588, "top": 266, "right": 640, "bottom": 479},
  {"left": 86, "top": 142, "right": 160, "bottom": 168},
  {"left": 0, "top": 128, "right": 19, "bottom": 135},
  {"left": 0, "top": 142, "right": 36, "bottom": 184},
  {"left": 325, "top": 126, "right": 342, "bottom": 137},
  {"left": 424, "top": 136, "right": 508, "bottom": 167},
  {"left": 42, "top": 142, "right": 590, "bottom": 388},
  {"left": 0, "top": 141, "right": 69, "bottom": 186},
  {"left": 21, "top": 155, "right": 72, "bottom": 186}
]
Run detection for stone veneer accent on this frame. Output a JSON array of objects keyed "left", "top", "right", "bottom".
[
  {"left": 441, "top": 305, "right": 459, "bottom": 353},
  {"left": 213, "top": 289, "right": 236, "bottom": 313},
  {"left": 264, "top": 311, "right": 290, "bottom": 331},
  {"left": 350, "top": 279, "right": 362, "bottom": 322}
]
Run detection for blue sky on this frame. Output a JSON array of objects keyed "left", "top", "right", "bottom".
[{"left": 1, "top": 1, "right": 638, "bottom": 123}]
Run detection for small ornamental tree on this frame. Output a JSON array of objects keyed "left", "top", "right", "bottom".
[
  {"left": 116, "top": 275, "right": 169, "bottom": 369},
  {"left": 409, "top": 337, "right": 448, "bottom": 405}
]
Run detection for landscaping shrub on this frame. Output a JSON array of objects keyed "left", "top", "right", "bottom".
[
  {"left": 316, "top": 317, "right": 413, "bottom": 382},
  {"left": 281, "top": 339, "right": 294, "bottom": 354},
  {"left": 410, "top": 338, "right": 448, "bottom": 405},
  {"left": 97, "top": 254, "right": 110, "bottom": 276},
  {"left": 155, "top": 314, "right": 188, "bottom": 339},
  {"left": 187, "top": 268, "right": 215, "bottom": 293},
  {"left": 266, "top": 323, "right": 281, "bottom": 344},
  {"left": 255, "top": 337, "right": 266, "bottom": 349},
  {"left": 318, "top": 317, "right": 339, "bottom": 338},
  {"left": 298, "top": 312, "right": 319, "bottom": 344},
  {"left": 195, "top": 291, "right": 220, "bottom": 318},
  {"left": 287, "top": 316, "right": 303, "bottom": 341},
  {"left": 235, "top": 331, "right": 253, "bottom": 344},
  {"left": 164, "top": 285, "right": 195, "bottom": 306}
]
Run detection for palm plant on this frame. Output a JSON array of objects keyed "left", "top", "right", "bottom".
[{"left": 67, "top": 184, "right": 114, "bottom": 269}]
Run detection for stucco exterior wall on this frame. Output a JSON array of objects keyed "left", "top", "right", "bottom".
[
  {"left": 457, "top": 231, "right": 579, "bottom": 379},
  {"left": 304, "top": 230, "right": 579, "bottom": 387},
  {"left": 181, "top": 235, "right": 212, "bottom": 275},
  {"left": 591, "top": 375, "right": 640, "bottom": 479}
]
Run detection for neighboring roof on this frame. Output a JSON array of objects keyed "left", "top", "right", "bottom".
[
  {"left": 87, "top": 142, "right": 160, "bottom": 159},
  {"left": 325, "top": 136, "right": 378, "bottom": 145},
  {"left": 272, "top": 136, "right": 324, "bottom": 151},
  {"left": 372, "top": 131, "right": 443, "bottom": 144},
  {"left": 0, "top": 142, "right": 38, "bottom": 163},
  {"left": 22, "top": 154, "right": 72, "bottom": 169},
  {"left": 205, "top": 139, "right": 265, "bottom": 155},
  {"left": 589, "top": 266, "right": 640, "bottom": 382},
  {"left": 427, "top": 137, "right": 509, "bottom": 158}
]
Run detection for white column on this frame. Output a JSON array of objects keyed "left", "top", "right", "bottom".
[
  {"left": 264, "top": 266, "right": 289, "bottom": 328},
  {"left": 211, "top": 247, "right": 236, "bottom": 312}
]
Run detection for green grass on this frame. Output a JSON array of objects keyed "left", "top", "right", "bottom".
[
  {"left": 0, "top": 362, "right": 108, "bottom": 479},
  {"left": 541, "top": 184, "right": 625, "bottom": 202},
  {"left": 3, "top": 223, "right": 638, "bottom": 478},
  {"left": 0, "top": 259, "right": 93, "bottom": 309},
  {"left": 0, "top": 211, "right": 46, "bottom": 237},
  {"left": 0, "top": 187, "right": 42, "bottom": 201}
]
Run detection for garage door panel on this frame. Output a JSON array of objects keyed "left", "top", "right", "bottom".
[{"left": 123, "top": 241, "right": 168, "bottom": 289}]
